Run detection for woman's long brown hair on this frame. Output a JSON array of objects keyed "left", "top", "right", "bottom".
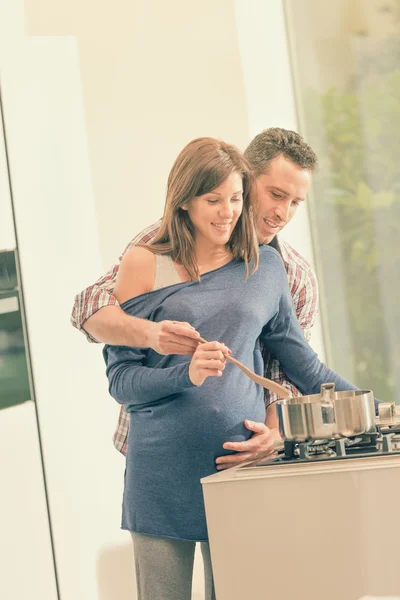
[{"left": 145, "top": 137, "right": 259, "bottom": 281}]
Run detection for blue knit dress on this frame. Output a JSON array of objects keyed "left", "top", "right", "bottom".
[{"left": 103, "top": 245, "right": 358, "bottom": 541}]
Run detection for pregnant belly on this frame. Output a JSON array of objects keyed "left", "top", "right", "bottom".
[{"left": 130, "top": 382, "right": 266, "bottom": 461}]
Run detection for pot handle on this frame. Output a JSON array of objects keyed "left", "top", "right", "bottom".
[
  {"left": 320, "top": 382, "right": 335, "bottom": 405},
  {"left": 378, "top": 401, "right": 396, "bottom": 424},
  {"left": 320, "top": 382, "right": 336, "bottom": 426}
]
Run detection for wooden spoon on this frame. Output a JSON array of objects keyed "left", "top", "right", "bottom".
[{"left": 198, "top": 336, "right": 291, "bottom": 399}]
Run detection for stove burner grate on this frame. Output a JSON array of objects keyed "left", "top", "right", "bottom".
[
  {"left": 299, "top": 440, "right": 336, "bottom": 460},
  {"left": 377, "top": 433, "right": 400, "bottom": 452},
  {"left": 281, "top": 432, "right": 398, "bottom": 462}
]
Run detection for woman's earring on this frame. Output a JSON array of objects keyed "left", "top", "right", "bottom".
[{"left": 181, "top": 205, "right": 187, "bottom": 210}]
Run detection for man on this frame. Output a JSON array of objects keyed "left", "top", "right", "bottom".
[{"left": 71, "top": 127, "right": 318, "bottom": 469}]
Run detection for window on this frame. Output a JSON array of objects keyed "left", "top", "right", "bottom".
[{"left": 285, "top": 0, "right": 400, "bottom": 402}]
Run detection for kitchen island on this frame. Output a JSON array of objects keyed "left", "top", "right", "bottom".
[{"left": 201, "top": 450, "right": 400, "bottom": 600}]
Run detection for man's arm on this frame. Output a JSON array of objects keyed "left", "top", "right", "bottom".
[
  {"left": 215, "top": 418, "right": 281, "bottom": 470},
  {"left": 71, "top": 220, "right": 199, "bottom": 352},
  {"left": 83, "top": 305, "right": 199, "bottom": 352}
]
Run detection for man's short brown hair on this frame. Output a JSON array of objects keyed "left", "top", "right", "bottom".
[{"left": 244, "top": 127, "right": 318, "bottom": 176}]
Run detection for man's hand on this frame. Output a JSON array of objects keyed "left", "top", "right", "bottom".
[
  {"left": 215, "top": 420, "right": 282, "bottom": 470},
  {"left": 146, "top": 320, "right": 201, "bottom": 355}
]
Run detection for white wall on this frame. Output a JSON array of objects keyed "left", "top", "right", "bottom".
[
  {"left": 0, "top": 0, "right": 23, "bottom": 44},
  {"left": 25, "top": 0, "right": 251, "bottom": 269}
]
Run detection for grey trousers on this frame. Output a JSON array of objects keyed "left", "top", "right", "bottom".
[{"left": 131, "top": 532, "right": 216, "bottom": 600}]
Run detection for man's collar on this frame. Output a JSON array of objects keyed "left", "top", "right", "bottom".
[{"left": 267, "top": 235, "right": 282, "bottom": 257}]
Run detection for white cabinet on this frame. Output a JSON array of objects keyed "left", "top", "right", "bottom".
[
  {"left": 0, "top": 402, "right": 58, "bottom": 600},
  {"left": 0, "top": 62, "right": 58, "bottom": 600},
  {"left": 0, "top": 100, "right": 16, "bottom": 251}
]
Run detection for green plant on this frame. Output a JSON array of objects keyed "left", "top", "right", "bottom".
[{"left": 303, "top": 58, "right": 400, "bottom": 402}]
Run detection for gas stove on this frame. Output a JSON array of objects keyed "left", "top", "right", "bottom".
[{"left": 247, "top": 423, "right": 400, "bottom": 467}]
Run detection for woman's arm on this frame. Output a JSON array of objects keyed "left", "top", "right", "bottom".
[
  {"left": 105, "top": 340, "right": 229, "bottom": 409},
  {"left": 104, "top": 247, "right": 195, "bottom": 408},
  {"left": 104, "top": 251, "right": 230, "bottom": 408},
  {"left": 104, "top": 345, "right": 195, "bottom": 409},
  {"left": 263, "top": 266, "right": 319, "bottom": 405},
  {"left": 113, "top": 245, "right": 156, "bottom": 303},
  {"left": 261, "top": 291, "right": 364, "bottom": 398}
]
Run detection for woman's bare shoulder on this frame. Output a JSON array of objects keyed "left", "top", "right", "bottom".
[{"left": 114, "top": 245, "right": 156, "bottom": 303}]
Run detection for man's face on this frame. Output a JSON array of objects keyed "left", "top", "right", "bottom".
[{"left": 253, "top": 154, "right": 312, "bottom": 244}]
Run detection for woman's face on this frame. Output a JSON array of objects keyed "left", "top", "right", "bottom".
[{"left": 185, "top": 171, "right": 243, "bottom": 247}]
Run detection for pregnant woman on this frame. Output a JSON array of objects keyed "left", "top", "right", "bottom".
[{"left": 103, "top": 137, "right": 360, "bottom": 600}]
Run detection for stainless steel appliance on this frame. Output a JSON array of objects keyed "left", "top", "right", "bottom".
[
  {"left": 0, "top": 249, "right": 31, "bottom": 409},
  {"left": 201, "top": 416, "right": 400, "bottom": 600},
  {"left": 275, "top": 384, "right": 376, "bottom": 441}
]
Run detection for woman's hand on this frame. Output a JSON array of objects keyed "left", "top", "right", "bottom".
[{"left": 189, "top": 341, "right": 231, "bottom": 386}]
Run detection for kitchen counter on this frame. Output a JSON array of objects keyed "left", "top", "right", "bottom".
[{"left": 201, "top": 453, "right": 400, "bottom": 600}]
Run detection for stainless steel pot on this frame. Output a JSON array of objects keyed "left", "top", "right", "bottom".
[
  {"left": 275, "top": 385, "right": 376, "bottom": 442},
  {"left": 333, "top": 389, "right": 376, "bottom": 438}
]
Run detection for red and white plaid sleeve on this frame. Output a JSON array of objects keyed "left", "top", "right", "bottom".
[
  {"left": 263, "top": 239, "right": 319, "bottom": 406},
  {"left": 70, "top": 220, "right": 162, "bottom": 342}
]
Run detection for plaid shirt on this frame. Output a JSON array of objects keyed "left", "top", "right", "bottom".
[{"left": 71, "top": 220, "right": 319, "bottom": 456}]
